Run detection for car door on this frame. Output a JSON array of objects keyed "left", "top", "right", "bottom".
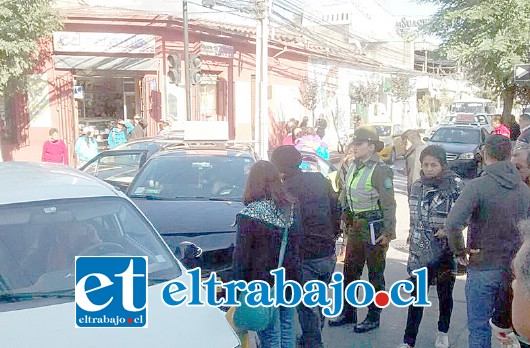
[
  {"left": 81, "top": 150, "right": 148, "bottom": 191},
  {"left": 392, "top": 125, "right": 406, "bottom": 155}
]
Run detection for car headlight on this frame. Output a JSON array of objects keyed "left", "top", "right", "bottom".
[{"left": 459, "top": 152, "right": 475, "bottom": 160}]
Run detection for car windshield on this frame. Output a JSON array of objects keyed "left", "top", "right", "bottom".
[
  {"left": 129, "top": 155, "right": 253, "bottom": 201},
  {"left": 430, "top": 128, "right": 480, "bottom": 144},
  {"left": 374, "top": 126, "right": 391, "bottom": 136},
  {"left": 0, "top": 197, "right": 181, "bottom": 309}
]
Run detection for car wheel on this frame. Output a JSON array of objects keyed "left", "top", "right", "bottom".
[{"left": 387, "top": 148, "right": 396, "bottom": 164}]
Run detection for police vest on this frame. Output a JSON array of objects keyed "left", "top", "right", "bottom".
[{"left": 346, "top": 161, "right": 380, "bottom": 213}]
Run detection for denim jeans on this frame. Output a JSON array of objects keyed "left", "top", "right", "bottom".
[
  {"left": 466, "top": 268, "right": 512, "bottom": 348},
  {"left": 258, "top": 306, "right": 295, "bottom": 348},
  {"left": 297, "top": 254, "right": 336, "bottom": 348}
]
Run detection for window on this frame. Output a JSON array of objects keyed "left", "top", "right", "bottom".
[
  {"left": 196, "top": 74, "right": 218, "bottom": 121},
  {"left": 431, "top": 128, "right": 480, "bottom": 144},
  {"left": 0, "top": 197, "right": 180, "bottom": 307},
  {"left": 129, "top": 155, "right": 254, "bottom": 200},
  {"left": 341, "top": 13, "right": 345, "bottom": 20}
]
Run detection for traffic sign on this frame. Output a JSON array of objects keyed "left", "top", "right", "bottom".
[
  {"left": 73, "top": 86, "right": 84, "bottom": 99},
  {"left": 515, "top": 64, "right": 530, "bottom": 82}
]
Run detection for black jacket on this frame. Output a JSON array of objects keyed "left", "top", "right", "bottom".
[
  {"left": 283, "top": 170, "right": 340, "bottom": 260},
  {"left": 518, "top": 127, "right": 530, "bottom": 144},
  {"left": 445, "top": 161, "right": 530, "bottom": 270},
  {"left": 232, "top": 200, "right": 301, "bottom": 285}
]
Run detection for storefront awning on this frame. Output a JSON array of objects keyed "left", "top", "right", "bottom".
[{"left": 54, "top": 55, "right": 158, "bottom": 71}]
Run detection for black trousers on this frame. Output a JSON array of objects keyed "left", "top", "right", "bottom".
[
  {"left": 343, "top": 235, "right": 388, "bottom": 318},
  {"left": 403, "top": 264, "right": 456, "bottom": 347}
]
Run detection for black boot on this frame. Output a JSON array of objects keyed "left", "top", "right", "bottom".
[
  {"left": 353, "top": 312, "right": 380, "bottom": 333},
  {"left": 328, "top": 309, "right": 357, "bottom": 327}
]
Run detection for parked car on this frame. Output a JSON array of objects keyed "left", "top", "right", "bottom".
[
  {"left": 79, "top": 136, "right": 187, "bottom": 191},
  {"left": 368, "top": 123, "right": 406, "bottom": 164},
  {"left": 82, "top": 143, "right": 338, "bottom": 283},
  {"left": 125, "top": 143, "right": 258, "bottom": 282},
  {"left": 0, "top": 162, "right": 240, "bottom": 347},
  {"left": 425, "top": 124, "right": 489, "bottom": 178}
]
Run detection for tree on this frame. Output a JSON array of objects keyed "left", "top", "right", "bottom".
[
  {"left": 418, "top": 94, "right": 435, "bottom": 127},
  {"left": 298, "top": 77, "right": 318, "bottom": 124},
  {"left": 390, "top": 73, "right": 414, "bottom": 103},
  {"left": 517, "top": 84, "right": 530, "bottom": 108},
  {"left": 422, "top": 0, "right": 530, "bottom": 121},
  {"left": 349, "top": 74, "right": 380, "bottom": 118},
  {"left": 0, "top": 1, "right": 62, "bottom": 93}
]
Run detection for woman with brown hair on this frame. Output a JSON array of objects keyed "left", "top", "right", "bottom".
[{"left": 233, "top": 160, "right": 301, "bottom": 348}]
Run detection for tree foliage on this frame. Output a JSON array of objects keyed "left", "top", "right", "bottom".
[
  {"left": 349, "top": 75, "right": 380, "bottom": 106},
  {"left": 0, "top": 0, "right": 63, "bottom": 92},
  {"left": 298, "top": 76, "right": 318, "bottom": 112},
  {"left": 390, "top": 73, "right": 413, "bottom": 103},
  {"left": 421, "top": 0, "right": 530, "bottom": 117}
]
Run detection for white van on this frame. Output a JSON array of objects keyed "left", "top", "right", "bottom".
[{"left": 0, "top": 162, "right": 240, "bottom": 348}]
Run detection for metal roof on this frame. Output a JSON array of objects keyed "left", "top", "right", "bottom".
[{"left": 0, "top": 162, "right": 122, "bottom": 205}]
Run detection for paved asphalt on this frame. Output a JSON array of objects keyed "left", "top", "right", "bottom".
[{"left": 313, "top": 155, "right": 501, "bottom": 348}]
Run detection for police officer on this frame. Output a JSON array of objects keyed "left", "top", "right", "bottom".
[{"left": 329, "top": 126, "right": 396, "bottom": 333}]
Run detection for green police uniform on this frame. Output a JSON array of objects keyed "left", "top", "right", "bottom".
[{"left": 330, "top": 127, "right": 397, "bottom": 332}]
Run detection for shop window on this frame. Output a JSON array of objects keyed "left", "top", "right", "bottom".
[{"left": 196, "top": 74, "right": 225, "bottom": 122}]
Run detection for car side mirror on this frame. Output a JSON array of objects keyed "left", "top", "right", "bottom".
[
  {"left": 423, "top": 137, "right": 430, "bottom": 142},
  {"left": 175, "top": 241, "right": 203, "bottom": 260}
]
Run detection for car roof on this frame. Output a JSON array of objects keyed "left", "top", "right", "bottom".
[
  {"left": 435, "top": 124, "right": 485, "bottom": 130},
  {"left": 152, "top": 146, "right": 256, "bottom": 159},
  {"left": 0, "top": 162, "right": 123, "bottom": 205}
]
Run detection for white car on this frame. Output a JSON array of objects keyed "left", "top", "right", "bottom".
[{"left": 0, "top": 162, "right": 240, "bottom": 348}]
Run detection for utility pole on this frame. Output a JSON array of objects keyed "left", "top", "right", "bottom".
[
  {"left": 183, "top": 0, "right": 192, "bottom": 121},
  {"left": 255, "top": 0, "right": 271, "bottom": 159}
]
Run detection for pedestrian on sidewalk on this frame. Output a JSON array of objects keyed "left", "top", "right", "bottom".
[
  {"left": 74, "top": 126, "right": 98, "bottom": 168},
  {"left": 508, "top": 115, "right": 521, "bottom": 141},
  {"left": 128, "top": 115, "right": 147, "bottom": 140},
  {"left": 108, "top": 120, "right": 133, "bottom": 148},
  {"left": 232, "top": 160, "right": 301, "bottom": 348},
  {"left": 401, "top": 129, "right": 427, "bottom": 196},
  {"left": 440, "top": 135, "right": 530, "bottom": 348},
  {"left": 42, "top": 128, "right": 69, "bottom": 165},
  {"left": 510, "top": 221, "right": 530, "bottom": 346},
  {"left": 518, "top": 114, "right": 530, "bottom": 143},
  {"left": 397, "top": 145, "right": 464, "bottom": 348},
  {"left": 282, "top": 120, "right": 297, "bottom": 145},
  {"left": 329, "top": 126, "right": 396, "bottom": 333},
  {"left": 492, "top": 115, "right": 511, "bottom": 139},
  {"left": 271, "top": 145, "right": 341, "bottom": 348},
  {"left": 511, "top": 141, "right": 530, "bottom": 187},
  {"left": 315, "top": 114, "right": 327, "bottom": 139}
]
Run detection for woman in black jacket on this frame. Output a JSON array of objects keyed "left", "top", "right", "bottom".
[
  {"left": 233, "top": 160, "right": 301, "bottom": 348},
  {"left": 398, "top": 145, "right": 465, "bottom": 348}
]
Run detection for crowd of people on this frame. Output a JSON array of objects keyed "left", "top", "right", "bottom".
[
  {"left": 232, "top": 112, "right": 530, "bottom": 348},
  {"left": 40, "top": 115, "right": 149, "bottom": 167}
]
